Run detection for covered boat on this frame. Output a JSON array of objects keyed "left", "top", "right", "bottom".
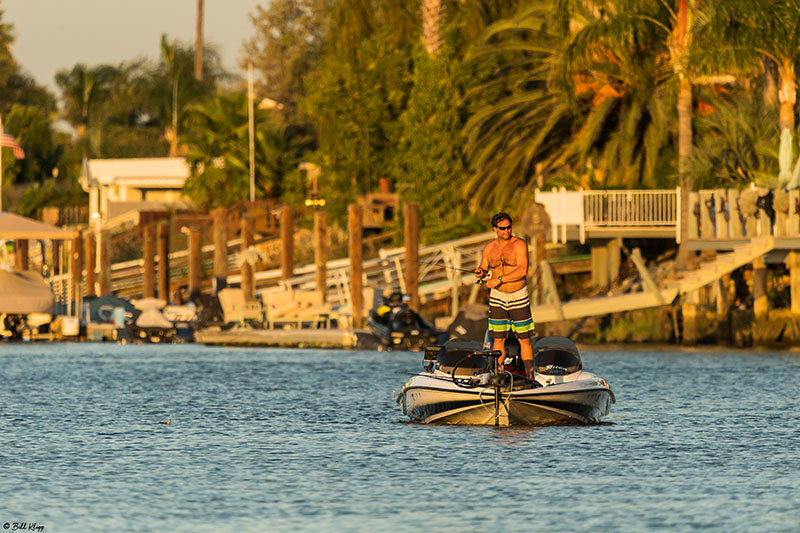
[
  {"left": 396, "top": 336, "right": 615, "bottom": 426},
  {"left": 0, "top": 269, "right": 55, "bottom": 339}
]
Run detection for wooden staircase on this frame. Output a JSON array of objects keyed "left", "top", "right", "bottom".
[
  {"left": 664, "top": 237, "right": 775, "bottom": 295},
  {"left": 529, "top": 237, "right": 775, "bottom": 324}
]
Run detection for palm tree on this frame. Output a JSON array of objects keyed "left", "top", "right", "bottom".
[
  {"left": 463, "top": 1, "right": 680, "bottom": 210},
  {"left": 690, "top": 89, "right": 779, "bottom": 189},
  {"left": 152, "top": 34, "right": 221, "bottom": 156},
  {"left": 462, "top": 2, "right": 576, "bottom": 210},
  {"left": 195, "top": 0, "right": 204, "bottom": 81},
  {"left": 55, "top": 63, "right": 119, "bottom": 156},
  {"left": 421, "top": 0, "right": 444, "bottom": 56},
  {"left": 670, "top": 0, "right": 697, "bottom": 263},
  {"left": 699, "top": 1, "right": 800, "bottom": 134},
  {"left": 182, "top": 90, "right": 311, "bottom": 209}
]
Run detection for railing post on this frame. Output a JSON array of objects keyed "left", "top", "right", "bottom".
[
  {"left": 675, "top": 187, "right": 681, "bottom": 244},
  {"left": 715, "top": 189, "right": 728, "bottom": 239},
  {"left": 578, "top": 187, "right": 585, "bottom": 244}
]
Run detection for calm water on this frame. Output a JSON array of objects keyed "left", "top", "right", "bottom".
[{"left": 0, "top": 342, "right": 798, "bottom": 533}]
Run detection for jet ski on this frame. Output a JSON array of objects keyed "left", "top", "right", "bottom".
[
  {"left": 129, "top": 298, "right": 177, "bottom": 343},
  {"left": 396, "top": 335, "right": 615, "bottom": 426},
  {"left": 367, "top": 292, "right": 447, "bottom": 350}
]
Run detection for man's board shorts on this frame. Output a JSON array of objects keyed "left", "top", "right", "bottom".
[{"left": 488, "top": 286, "right": 535, "bottom": 339}]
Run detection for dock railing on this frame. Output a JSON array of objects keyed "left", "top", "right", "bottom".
[{"left": 536, "top": 188, "right": 680, "bottom": 243}]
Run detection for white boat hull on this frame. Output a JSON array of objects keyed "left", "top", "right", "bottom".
[{"left": 399, "top": 373, "right": 615, "bottom": 426}]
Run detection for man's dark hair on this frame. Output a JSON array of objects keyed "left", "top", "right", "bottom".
[{"left": 491, "top": 212, "right": 512, "bottom": 227}]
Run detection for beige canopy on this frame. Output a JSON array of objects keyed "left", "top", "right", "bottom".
[
  {"left": 0, "top": 212, "right": 78, "bottom": 240},
  {"left": 0, "top": 269, "right": 54, "bottom": 313}
]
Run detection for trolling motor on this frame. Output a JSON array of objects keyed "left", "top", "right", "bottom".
[{"left": 450, "top": 348, "right": 507, "bottom": 426}]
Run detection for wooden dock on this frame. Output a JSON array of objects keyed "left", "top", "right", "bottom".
[{"left": 194, "top": 327, "right": 360, "bottom": 349}]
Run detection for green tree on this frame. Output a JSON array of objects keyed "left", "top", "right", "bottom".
[
  {"left": 690, "top": 89, "right": 779, "bottom": 189},
  {"left": 182, "top": 90, "right": 312, "bottom": 209},
  {"left": 242, "top": 0, "right": 325, "bottom": 122},
  {"left": 395, "top": 46, "right": 482, "bottom": 242},
  {"left": 153, "top": 34, "right": 224, "bottom": 155},
  {"left": 304, "top": 27, "right": 413, "bottom": 217},
  {"left": 4, "top": 104, "right": 60, "bottom": 183},
  {"left": 698, "top": 1, "right": 800, "bottom": 134},
  {"left": 463, "top": 2, "right": 579, "bottom": 211},
  {"left": 55, "top": 63, "right": 118, "bottom": 156}
]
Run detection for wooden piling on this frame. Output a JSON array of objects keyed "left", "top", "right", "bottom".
[
  {"left": 84, "top": 230, "right": 96, "bottom": 297},
  {"left": 42, "top": 208, "right": 61, "bottom": 276},
  {"left": 143, "top": 224, "right": 155, "bottom": 298},
  {"left": 753, "top": 256, "right": 768, "bottom": 319},
  {"left": 591, "top": 242, "right": 609, "bottom": 288},
  {"left": 280, "top": 205, "right": 294, "bottom": 281},
  {"left": 70, "top": 233, "right": 82, "bottom": 303},
  {"left": 212, "top": 207, "right": 228, "bottom": 294},
  {"left": 241, "top": 215, "right": 255, "bottom": 302},
  {"left": 14, "top": 239, "right": 28, "bottom": 271},
  {"left": 714, "top": 276, "right": 730, "bottom": 344},
  {"left": 314, "top": 210, "right": 327, "bottom": 302},
  {"left": 403, "top": 203, "right": 420, "bottom": 311},
  {"left": 99, "top": 230, "right": 111, "bottom": 296},
  {"left": 349, "top": 204, "right": 363, "bottom": 328},
  {"left": 52, "top": 241, "right": 61, "bottom": 275},
  {"left": 607, "top": 238, "right": 621, "bottom": 284},
  {"left": 788, "top": 252, "right": 800, "bottom": 313},
  {"left": 681, "top": 291, "right": 698, "bottom": 346},
  {"left": 187, "top": 225, "right": 202, "bottom": 297},
  {"left": 157, "top": 221, "right": 170, "bottom": 302}
]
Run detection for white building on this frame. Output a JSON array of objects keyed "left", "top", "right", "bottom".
[{"left": 80, "top": 157, "right": 192, "bottom": 230}]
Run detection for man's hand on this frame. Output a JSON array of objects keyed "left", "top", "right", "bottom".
[
  {"left": 474, "top": 267, "right": 486, "bottom": 278},
  {"left": 485, "top": 278, "right": 501, "bottom": 289}
]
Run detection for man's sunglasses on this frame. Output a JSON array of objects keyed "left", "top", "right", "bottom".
[{"left": 495, "top": 225, "right": 511, "bottom": 231}]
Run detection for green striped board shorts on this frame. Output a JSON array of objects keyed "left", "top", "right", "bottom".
[{"left": 488, "top": 286, "right": 535, "bottom": 339}]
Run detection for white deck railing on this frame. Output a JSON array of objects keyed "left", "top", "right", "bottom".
[{"left": 536, "top": 188, "right": 680, "bottom": 243}]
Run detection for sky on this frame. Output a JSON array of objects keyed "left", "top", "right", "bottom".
[{"left": 3, "top": 0, "right": 266, "bottom": 94}]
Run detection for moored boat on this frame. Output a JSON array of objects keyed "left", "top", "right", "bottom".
[{"left": 396, "top": 336, "right": 615, "bottom": 426}]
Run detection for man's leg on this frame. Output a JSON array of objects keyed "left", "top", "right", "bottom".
[
  {"left": 492, "top": 335, "right": 506, "bottom": 371},
  {"left": 519, "top": 337, "right": 534, "bottom": 378}
]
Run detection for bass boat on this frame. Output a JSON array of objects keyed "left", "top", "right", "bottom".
[{"left": 396, "top": 336, "right": 615, "bottom": 426}]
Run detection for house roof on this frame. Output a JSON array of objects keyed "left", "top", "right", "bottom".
[
  {"left": 0, "top": 212, "right": 77, "bottom": 240},
  {"left": 81, "top": 157, "right": 191, "bottom": 190}
]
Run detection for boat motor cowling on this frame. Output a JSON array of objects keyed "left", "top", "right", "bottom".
[{"left": 423, "top": 345, "right": 443, "bottom": 372}]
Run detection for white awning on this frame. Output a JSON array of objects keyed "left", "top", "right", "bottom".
[{"left": 0, "top": 212, "right": 77, "bottom": 240}]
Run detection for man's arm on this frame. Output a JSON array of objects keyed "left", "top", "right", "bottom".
[{"left": 475, "top": 242, "right": 491, "bottom": 277}]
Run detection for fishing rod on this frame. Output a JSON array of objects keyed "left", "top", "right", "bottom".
[
  {"left": 413, "top": 259, "right": 491, "bottom": 284},
  {"left": 406, "top": 258, "right": 480, "bottom": 274},
  {"left": 380, "top": 258, "right": 489, "bottom": 283}
]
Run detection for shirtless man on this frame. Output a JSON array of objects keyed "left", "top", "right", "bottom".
[{"left": 474, "top": 212, "right": 535, "bottom": 378}]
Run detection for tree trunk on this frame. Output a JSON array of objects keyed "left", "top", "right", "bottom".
[
  {"left": 764, "top": 56, "right": 779, "bottom": 109},
  {"left": 674, "top": 0, "right": 694, "bottom": 266},
  {"left": 421, "top": 0, "right": 444, "bottom": 56},
  {"left": 676, "top": 76, "right": 693, "bottom": 265},
  {"left": 778, "top": 57, "right": 796, "bottom": 133},
  {"left": 195, "top": 0, "right": 204, "bottom": 81}
]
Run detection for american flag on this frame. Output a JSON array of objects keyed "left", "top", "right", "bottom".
[{"left": 1, "top": 133, "right": 25, "bottom": 159}]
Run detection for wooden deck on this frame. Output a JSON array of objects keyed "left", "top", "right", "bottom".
[{"left": 194, "top": 327, "right": 359, "bottom": 348}]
